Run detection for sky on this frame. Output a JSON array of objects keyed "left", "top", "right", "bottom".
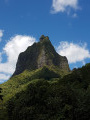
[{"left": 0, "top": 0, "right": 90, "bottom": 83}]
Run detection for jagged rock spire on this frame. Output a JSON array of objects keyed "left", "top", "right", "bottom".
[
  {"left": 40, "top": 35, "right": 49, "bottom": 42},
  {"left": 13, "top": 35, "right": 70, "bottom": 76}
]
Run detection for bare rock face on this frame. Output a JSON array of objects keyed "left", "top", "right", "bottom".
[
  {"left": 37, "top": 47, "right": 47, "bottom": 68},
  {"left": 13, "top": 35, "right": 70, "bottom": 76}
]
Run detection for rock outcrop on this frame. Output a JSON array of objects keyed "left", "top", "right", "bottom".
[{"left": 13, "top": 35, "right": 70, "bottom": 76}]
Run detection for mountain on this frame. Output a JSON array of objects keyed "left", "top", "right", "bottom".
[
  {"left": 0, "top": 35, "right": 90, "bottom": 120},
  {"left": 13, "top": 35, "right": 70, "bottom": 76}
]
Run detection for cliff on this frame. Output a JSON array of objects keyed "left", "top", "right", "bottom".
[{"left": 13, "top": 35, "right": 70, "bottom": 76}]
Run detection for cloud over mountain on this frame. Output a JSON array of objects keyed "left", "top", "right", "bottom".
[
  {"left": 0, "top": 35, "right": 36, "bottom": 82},
  {"left": 57, "top": 41, "right": 90, "bottom": 63},
  {"left": 0, "top": 33, "right": 90, "bottom": 83}
]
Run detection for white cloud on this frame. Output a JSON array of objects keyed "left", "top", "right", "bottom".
[
  {"left": 0, "top": 30, "right": 4, "bottom": 42},
  {"left": 51, "top": 0, "right": 79, "bottom": 14},
  {"left": 0, "top": 63, "right": 15, "bottom": 74},
  {"left": 0, "top": 73, "right": 10, "bottom": 80},
  {"left": 0, "top": 35, "right": 36, "bottom": 82},
  {"left": 57, "top": 41, "right": 90, "bottom": 63}
]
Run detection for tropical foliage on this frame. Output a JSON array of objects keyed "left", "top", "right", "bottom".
[{"left": 0, "top": 63, "right": 90, "bottom": 120}]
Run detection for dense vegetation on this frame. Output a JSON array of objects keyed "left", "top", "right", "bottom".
[
  {"left": 0, "top": 88, "right": 3, "bottom": 100},
  {"left": 0, "top": 63, "right": 90, "bottom": 120}
]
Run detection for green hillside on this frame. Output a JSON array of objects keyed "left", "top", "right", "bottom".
[
  {"left": 0, "top": 63, "right": 90, "bottom": 120},
  {"left": 0, "top": 36, "right": 90, "bottom": 120},
  {"left": 0, "top": 66, "right": 65, "bottom": 120}
]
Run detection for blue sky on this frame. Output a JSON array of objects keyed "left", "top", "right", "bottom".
[{"left": 0, "top": 0, "right": 90, "bottom": 83}]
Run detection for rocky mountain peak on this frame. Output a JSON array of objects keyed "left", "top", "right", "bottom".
[
  {"left": 39, "top": 35, "right": 49, "bottom": 42},
  {"left": 13, "top": 35, "right": 70, "bottom": 76}
]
